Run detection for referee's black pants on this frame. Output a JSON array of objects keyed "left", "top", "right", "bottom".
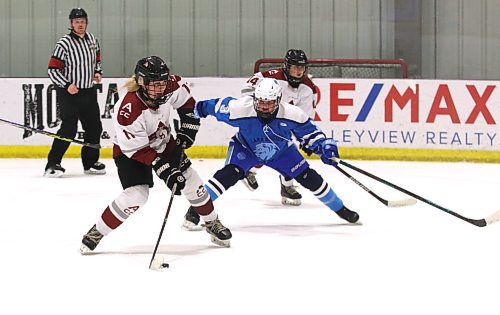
[{"left": 47, "top": 87, "right": 102, "bottom": 170}]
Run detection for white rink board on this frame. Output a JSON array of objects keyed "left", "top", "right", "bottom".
[{"left": 0, "top": 77, "right": 498, "bottom": 151}]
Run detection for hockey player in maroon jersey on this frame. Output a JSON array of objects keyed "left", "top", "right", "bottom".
[
  {"left": 80, "top": 56, "right": 232, "bottom": 253},
  {"left": 240, "top": 49, "right": 318, "bottom": 206}
]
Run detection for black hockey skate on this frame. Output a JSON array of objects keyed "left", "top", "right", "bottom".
[
  {"left": 44, "top": 163, "right": 65, "bottom": 178},
  {"left": 182, "top": 206, "right": 201, "bottom": 231},
  {"left": 243, "top": 171, "right": 259, "bottom": 191},
  {"left": 84, "top": 162, "right": 106, "bottom": 175},
  {"left": 80, "top": 224, "right": 104, "bottom": 254},
  {"left": 203, "top": 217, "right": 232, "bottom": 247},
  {"left": 335, "top": 206, "right": 360, "bottom": 223},
  {"left": 280, "top": 183, "right": 302, "bottom": 206}
]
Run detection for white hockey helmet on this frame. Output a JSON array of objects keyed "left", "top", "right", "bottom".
[{"left": 253, "top": 78, "right": 282, "bottom": 121}]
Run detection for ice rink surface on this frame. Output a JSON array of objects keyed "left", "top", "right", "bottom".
[{"left": 1, "top": 158, "right": 499, "bottom": 315}]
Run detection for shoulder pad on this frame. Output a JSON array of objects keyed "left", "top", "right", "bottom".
[
  {"left": 262, "top": 69, "right": 287, "bottom": 81},
  {"left": 170, "top": 75, "right": 182, "bottom": 82},
  {"left": 116, "top": 92, "right": 148, "bottom": 126}
]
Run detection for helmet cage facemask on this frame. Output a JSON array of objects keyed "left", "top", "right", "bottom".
[
  {"left": 137, "top": 77, "right": 172, "bottom": 108},
  {"left": 253, "top": 95, "right": 281, "bottom": 121},
  {"left": 283, "top": 63, "right": 308, "bottom": 88},
  {"left": 134, "top": 59, "right": 172, "bottom": 108},
  {"left": 283, "top": 49, "right": 308, "bottom": 88}
]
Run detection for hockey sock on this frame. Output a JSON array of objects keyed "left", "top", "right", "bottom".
[
  {"left": 295, "top": 167, "right": 343, "bottom": 211},
  {"left": 97, "top": 185, "right": 149, "bottom": 235}
]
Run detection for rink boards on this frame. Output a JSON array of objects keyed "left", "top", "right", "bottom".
[{"left": 0, "top": 77, "right": 499, "bottom": 162}]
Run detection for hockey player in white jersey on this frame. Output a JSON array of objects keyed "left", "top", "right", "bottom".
[
  {"left": 80, "top": 56, "right": 232, "bottom": 253},
  {"left": 240, "top": 49, "right": 318, "bottom": 206},
  {"left": 182, "top": 78, "right": 359, "bottom": 230}
]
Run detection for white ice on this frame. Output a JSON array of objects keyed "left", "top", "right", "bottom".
[{"left": 1, "top": 158, "right": 499, "bottom": 315}]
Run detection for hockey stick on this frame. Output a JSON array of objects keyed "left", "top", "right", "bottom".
[
  {"left": 149, "top": 149, "right": 186, "bottom": 270},
  {"left": 149, "top": 183, "right": 177, "bottom": 270},
  {"left": 0, "top": 117, "right": 101, "bottom": 149},
  {"left": 334, "top": 165, "right": 416, "bottom": 207},
  {"left": 333, "top": 158, "right": 500, "bottom": 227}
]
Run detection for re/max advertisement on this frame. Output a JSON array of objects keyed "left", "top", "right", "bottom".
[{"left": 0, "top": 78, "right": 498, "bottom": 151}]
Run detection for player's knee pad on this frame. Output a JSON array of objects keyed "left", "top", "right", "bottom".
[
  {"left": 295, "top": 167, "right": 325, "bottom": 192},
  {"left": 182, "top": 167, "right": 211, "bottom": 207},
  {"left": 213, "top": 164, "right": 245, "bottom": 189},
  {"left": 115, "top": 184, "right": 149, "bottom": 211},
  {"left": 205, "top": 164, "right": 245, "bottom": 200}
]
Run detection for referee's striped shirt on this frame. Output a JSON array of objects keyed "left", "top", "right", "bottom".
[{"left": 48, "top": 31, "right": 102, "bottom": 89}]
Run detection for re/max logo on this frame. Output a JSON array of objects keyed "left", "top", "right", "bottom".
[{"left": 327, "top": 83, "right": 497, "bottom": 125}]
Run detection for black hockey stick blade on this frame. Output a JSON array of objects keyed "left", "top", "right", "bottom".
[
  {"left": 333, "top": 158, "right": 500, "bottom": 227},
  {"left": 0, "top": 117, "right": 101, "bottom": 149},
  {"left": 334, "top": 165, "right": 416, "bottom": 207}
]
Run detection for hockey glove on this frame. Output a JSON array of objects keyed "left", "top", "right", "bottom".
[
  {"left": 318, "top": 138, "right": 340, "bottom": 166},
  {"left": 152, "top": 156, "right": 186, "bottom": 195},
  {"left": 176, "top": 108, "right": 200, "bottom": 149}
]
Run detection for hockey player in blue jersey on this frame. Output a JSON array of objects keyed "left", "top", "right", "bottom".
[{"left": 182, "top": 78, "right": 359, "bottom": 230}]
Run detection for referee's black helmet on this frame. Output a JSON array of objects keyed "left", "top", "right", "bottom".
[{"left": 69, "top": 8, "right": 88, "bottom": 21}]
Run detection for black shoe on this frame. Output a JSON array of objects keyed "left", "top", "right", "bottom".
[
  {"left": 44, "top": 163, "right": 65, "bottom": 177},
  {"left": 243, "top": 171, "right": 258, "bottom": 191},
  {"left": 204, "top": 217, "right": 232, "bottom": 247},
  {"left": 84, "top": 162, "right": 106, "bottom": 175},
  {"left": 335, "top": 206, "right": 360, "bottom": 223},
  {"left": 280, "top": 182, "right": 302, "bottom": 206},
  {"left": 80, "top": 225, "right": 104, "bottom": 254},
  {"left": 182, "top": 206, "right": 201, "bottom": 230}
]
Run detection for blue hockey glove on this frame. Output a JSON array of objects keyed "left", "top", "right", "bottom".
[{"left": 319, "top": 138, "right": 340, "bottom": 166}]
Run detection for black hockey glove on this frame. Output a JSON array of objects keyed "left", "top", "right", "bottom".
[
  {"left": 176, "top": 108, "right": 200, "bottom": 149},
  {"left": 152, "top": 156, "right": 186, "bottom": 195}
]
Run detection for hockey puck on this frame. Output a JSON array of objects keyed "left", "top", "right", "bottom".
[{"left": 160, "top": 263, "right": 169, "bottom": 268}]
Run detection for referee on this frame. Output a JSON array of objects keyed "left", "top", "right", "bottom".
[{"left": 45, "top": 7, "right": 105, "bottom": 177}]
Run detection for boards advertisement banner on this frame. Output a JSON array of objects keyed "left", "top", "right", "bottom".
[{"left": 0, "top": 78, "right": 498, "bottom": 151}]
